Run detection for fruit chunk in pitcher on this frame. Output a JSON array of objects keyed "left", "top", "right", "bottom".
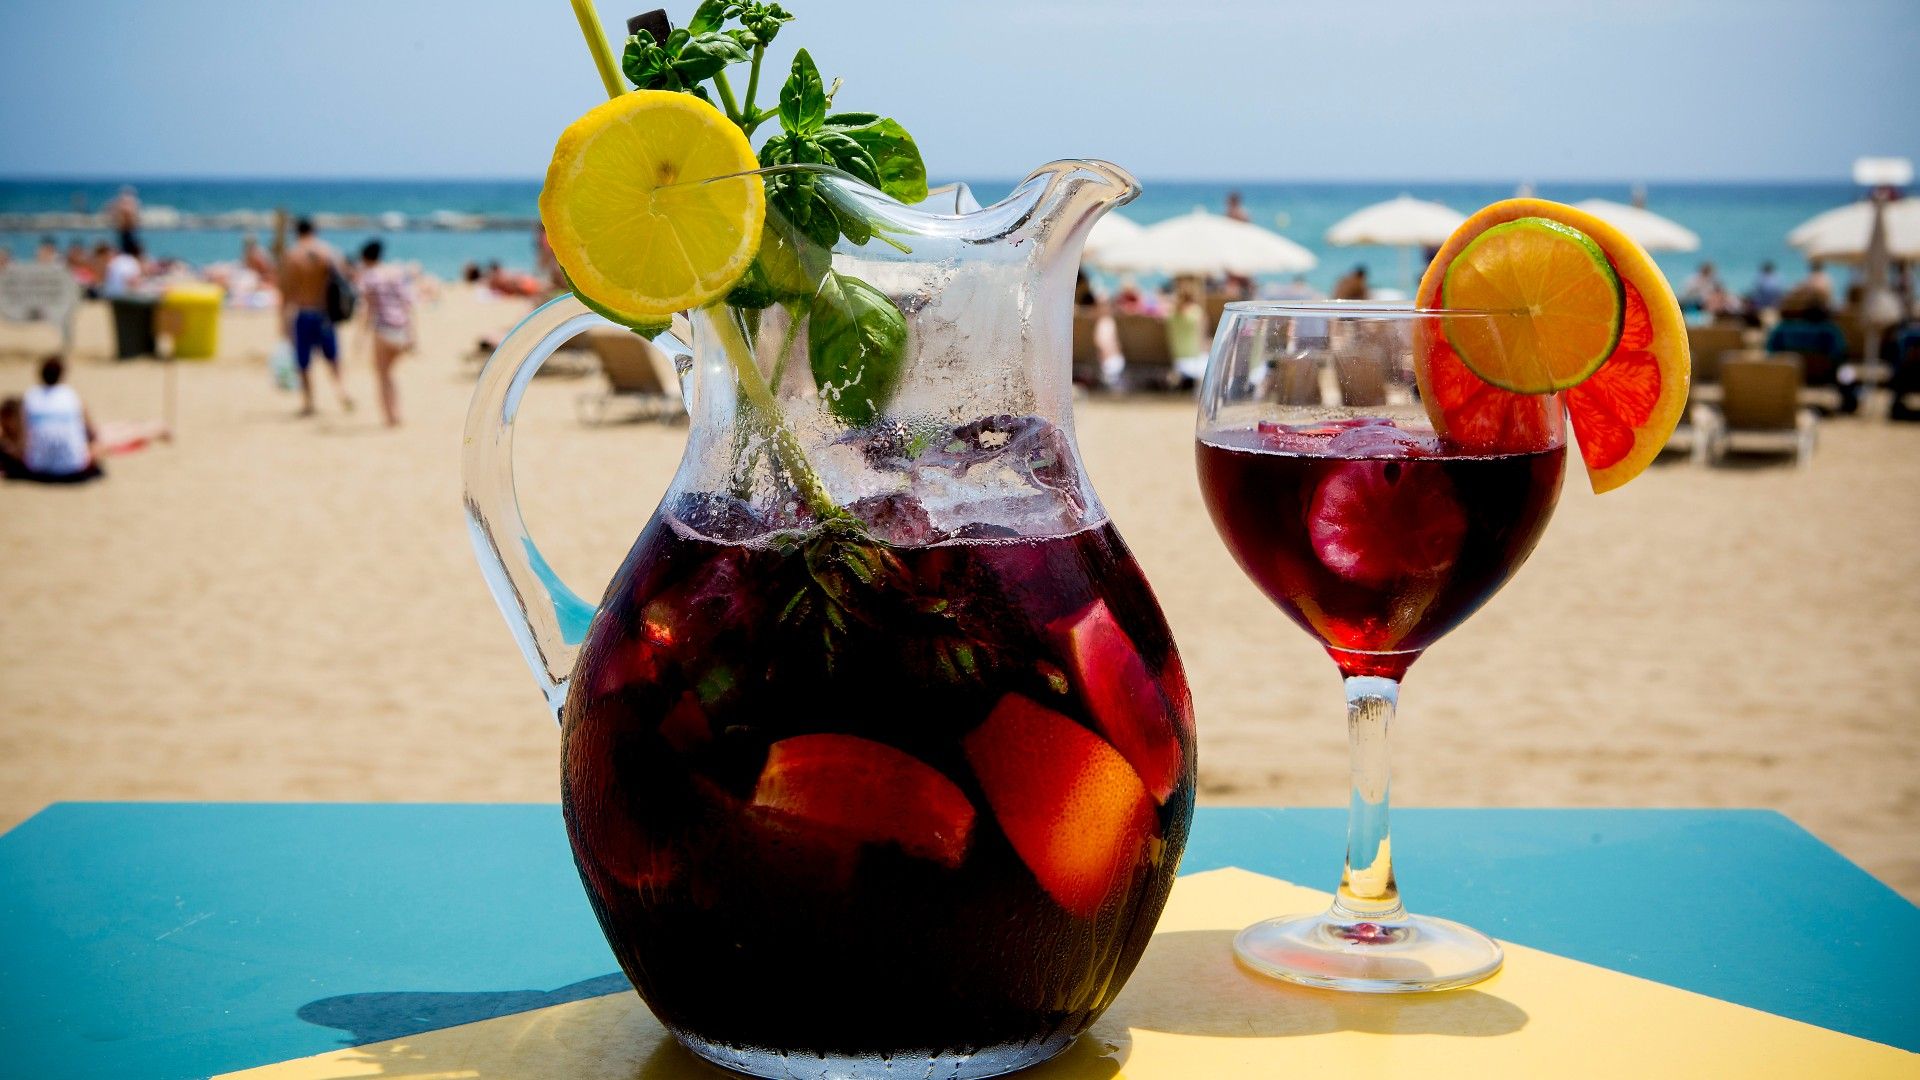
[{"left": 563, "top": 493, "right": 1194, "bottom": 1058}]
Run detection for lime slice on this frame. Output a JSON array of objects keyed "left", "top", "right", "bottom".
[
  {"left": 540, "top": 90, "right": 765, "bottom": 321},
  {"left": 1441, "top": 217, "right": 1624, "bottom": 393}
]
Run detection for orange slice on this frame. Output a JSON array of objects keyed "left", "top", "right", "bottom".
[
  {"left": 1416, "top": 199, "right": 1691, "bottom": 493},
  {"left": 1442, "top": 218, "right": 1622, "bottom": 392}
]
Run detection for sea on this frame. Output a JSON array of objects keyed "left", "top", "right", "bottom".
[{"left": 0, "top": 177, "right": 1861, "bottom": 299}]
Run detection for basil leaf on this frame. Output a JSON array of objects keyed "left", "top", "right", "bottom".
[
  {"left": 727, "top": 222, "right": 823, "bottom": 309},
  {"left": 736, "top": 1, "right": 794, "bottom": 46},
  {"left": 778, "top": 49, "right": 827, "bottom": 133},
  {"left": 825, "top": 116, "right": 927, "bottom": 204},
  {"left": 622, "top": 34, "right": 676, "bottom": 89},
  {"left": 826, "top": 194, "right": 873, "bottom": 246},
  {"left": 809, "top": 272, "right": 908, "bottom": 426},
  {"left": 687, "top": 0, "right": 728, "bottom": 34},
  {"left": 814, "top": 130, "right": 882, "bottom": 190},
  {"left": 675, "top": 30, "right": 749, "bottom": 82}
]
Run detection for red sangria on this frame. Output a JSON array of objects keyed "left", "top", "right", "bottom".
[
  {"left": 1197, "top": 418, "right": 1565, "bottom": 678},
  {"left": 561, "top": 476, "right": 1194, "bottom": 1071}
]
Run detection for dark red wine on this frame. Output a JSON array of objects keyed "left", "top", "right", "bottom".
[
  {"left": 562, "top": 505, "right": 1194, "bottom": 1066},
  {"left": 1197, "top": 419, "right": 1564, "bottom": 679}
]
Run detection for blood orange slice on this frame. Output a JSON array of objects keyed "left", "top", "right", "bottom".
[{"left": 1415, "top": 199, "right": 1690, "bottom": 493}]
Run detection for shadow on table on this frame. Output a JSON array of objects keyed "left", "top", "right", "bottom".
[
  {"left": 298, "top": 972, "right": 632, "bottom": 1044},
  {"left": 289, "top": 930, "right": 1521, "bottom": 1078},
  {"left": 1102, "top": 930, "right": 1529, "bottom": 1039}
]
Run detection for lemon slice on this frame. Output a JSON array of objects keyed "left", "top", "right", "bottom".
[
  {"left": 540, "top": 90, "right": 765, "bottom": 321},
  {"left": 1441, "top": 217, "right": 1624, "bottom": 393}
]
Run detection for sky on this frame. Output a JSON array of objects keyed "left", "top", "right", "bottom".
[{"left": 1, "top": 0, "right": 1915, "bottom": 183}]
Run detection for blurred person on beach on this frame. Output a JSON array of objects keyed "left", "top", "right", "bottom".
[
  {"left": 16, "top": 357, "right": 102, "bottom": 484},
  {"left": 356, "top": 239, "right": 415, "bottom": 428},
  {"left": 34, "top": 236, "right": 59, "bottom": 263},
  {"left": 280, "top": 217, "right": 354, "bottom": 417},
  {"left": 1767, "top": 288, "right": 1856, "bottom": 415},
  {"left": 1168, "top": 277, "right": 1210, "bottom": 385},
  {"left": 534, "top": 224, "right": 564, "bottom": 291},
  {"left": 100, "top": 240, "right": 145, "bottom": 299},
  {"left": 486, "top": 260, "right": 543, "bottom": 297},
  {"left": 1796, "top": 259, "right": 1834, "bottom": 306},
  {"left": 1680, "top": 262, "right": 1724, "bottom": 311},
  {"left": 1224, "top": 191, "right": 1251, "bottom": 223},
  {"left": 1748, "top": 261, "right": 1786, "bottom": 313},
  {"left": 1332, "top": 265, "right": 1369, "bottom": 300},
  {"left": 108, "top": 185, "right": 141, "bottom": 254},
  {"left": 1074, "top": 269, "right": 1100, "bottom": 308},
  {"left": 63, "top": 241, "right": 88, "bottom": 277},
  {"left": 0, "top": 397, "right": 25, "bottom": 479},
  {"left": 242, "top": 232, "right": 275, "bottom": 281}
]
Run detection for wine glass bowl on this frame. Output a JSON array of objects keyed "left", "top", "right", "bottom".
[{"left": 1195, "top": 302, "right": 1566, "bottom": 992}]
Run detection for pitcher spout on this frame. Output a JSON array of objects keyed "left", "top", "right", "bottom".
[{"left": 996, "top": 159, "right": 1142, "bottom": 261}]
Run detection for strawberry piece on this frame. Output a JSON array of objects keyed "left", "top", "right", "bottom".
[
  {"left": 1307, "top": 460, "right": 1468, "bottom": 587},
  {"left": 1048, "top": 599, "right": 1184, "bottom": 803},
  {"left": 751, "top": 734, "right": 976, "bottom": 868},
  {"left": 965, "top": 694, "right": 1156, "bottom": 918}
]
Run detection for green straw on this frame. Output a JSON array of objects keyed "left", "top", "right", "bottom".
[{"left": 569, "top": 0, "right": 625, "bottom": 100}]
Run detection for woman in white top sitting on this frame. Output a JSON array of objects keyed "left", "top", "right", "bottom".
[{"left": 19, "top": 357, "right": 102, "bottom": 483}]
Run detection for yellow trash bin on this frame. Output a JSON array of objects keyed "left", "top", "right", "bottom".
[{"left": 161, "top": 284, "right": 224, "bottom": 360}]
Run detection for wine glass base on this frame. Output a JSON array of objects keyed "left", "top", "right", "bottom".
[{"left": 1233, "top": 910, "right": 1504, "bottom": 993}]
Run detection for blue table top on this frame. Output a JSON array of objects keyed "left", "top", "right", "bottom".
[{"left": 1, "top": 803, "right": 1914, "bottom": 1080}]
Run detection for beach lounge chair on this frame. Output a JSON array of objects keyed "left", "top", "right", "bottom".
[
  {"left": 576, "top": 329, "right": 685, "bottom": 424},
  {"left": 1260, "top": 354, "right": 1323, "bottom": 406},
  {"left": 1331, "top": 350, "right": 1389, "bottom": 407},
  {"left": 0, "top": 263, "right": 81, "bottom": 353},
  {"left": 1685, "top": 324, "right": 1750, "bottom": 388},
  {"left": 1113, "top": 313, "right": 1177, "bottom": 390},
  {"left": 1695, "top": 355, "right": 1817, "bottom": 467}
]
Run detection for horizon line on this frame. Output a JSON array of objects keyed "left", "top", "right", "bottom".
[{"left": 0, "top": 171, "right": 1869, "bottom": 188}]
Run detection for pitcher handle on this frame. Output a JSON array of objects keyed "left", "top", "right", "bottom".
[{"left": 462, "top": 293, "right": 691, "bottom": 721}]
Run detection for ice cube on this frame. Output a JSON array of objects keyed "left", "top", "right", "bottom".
[
  {"left": 834, "top": 419, "right": 916, "bottom": 472},
  {"left": 849, "top": 492, "right": 942, "bottom": 546},
  {"left": 672, "top": 491, "right": 770, "bottom": 541},
  {"left": 920, "top": 415, "right": 1086, "bottom": 515},
  {"left": 1324, "top": 423, "right": 1442, "bottom": 459}
]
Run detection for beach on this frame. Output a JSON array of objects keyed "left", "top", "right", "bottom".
[{"left": 1, "top": 293, "right": 1916, "bottom": 901}]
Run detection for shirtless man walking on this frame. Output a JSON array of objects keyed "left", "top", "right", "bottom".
[{"left": 279, "top": 217, "right": 353, "bottom": 416}]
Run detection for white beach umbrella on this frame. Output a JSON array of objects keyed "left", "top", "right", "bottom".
[
  {"left": 1325, "top": 195, "right": 1465, "bottom": 248},
  {"left": 1571, "top": 199, "right": 1701, "bottom": 253},
  {"left": 1787, "top": 197, "right": 1920, "bottom": 262},
  {"left": 1093, "top": 209, "right": 1316, "bottom": 276},
  {"left": 1082, "top": 212, "right": 1143, "bottom": 260},
  {"left": 1324, "top": 195, "right": 1464, "bottom": 292}
]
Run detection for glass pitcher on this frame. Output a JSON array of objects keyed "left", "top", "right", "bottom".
[{"left": 463, "top": 160, "right": 1194, "bottom": 1079}]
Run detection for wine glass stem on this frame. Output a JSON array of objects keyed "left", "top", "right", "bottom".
[{"left": 1334, "top": 674, "right": 1406, "bottom": 924}]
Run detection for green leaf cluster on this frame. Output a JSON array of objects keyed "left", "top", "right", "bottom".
[{"left": 620, "top": 5, "right": 926, "bottom": 430}]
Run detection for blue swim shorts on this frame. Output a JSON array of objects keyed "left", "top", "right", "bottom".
[{"left": 292, "top": 309, "right": 339, "bottom": 371}]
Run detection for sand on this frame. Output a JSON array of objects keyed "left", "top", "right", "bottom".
[{"left": 2, "top": 293, "right": 1917, "bottom": 899}]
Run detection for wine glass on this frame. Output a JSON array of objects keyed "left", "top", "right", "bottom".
[{"left": 1195, "top": 302, "right": 1565, "bottom": 992}]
